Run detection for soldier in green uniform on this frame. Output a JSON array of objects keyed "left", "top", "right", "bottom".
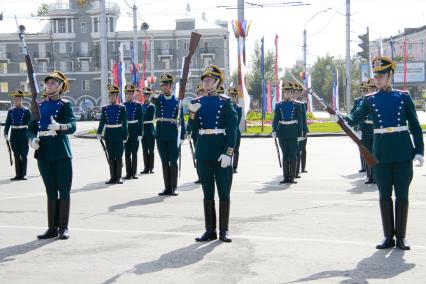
[
  {"left": 97, "top": 85, "right": 128, "bottom": 185},
  {"left": 186, "top": 83, "right": 205, "bottom": 183},
  {"left": 151, "top": 73, "right": 185, "bottom": 196},
  {"left": 227, "top": 87, "right": 242, "bottom": 173},
  {"left": 123, "top": 83, "right": 143, "bottom": 179},
  {"left": 140, "top": 87, "right": 156, "bottom": 174},
  {"left": 28, "top": 71, "right": 76, "bottom": 240},
  {"left": 4, "top": 90, "right": 31, "bottom": 180},
  {"left": 342, "top": 57, "right": 424, "bottom": 250},
  {"left": 272, "top": 82, "right": 303, "bottom": 184},
  {"left": 293, "top": 83, "right": 308, "bottom": 178},
  {"left": 351, "top": 83, "right": 367, "bottom": 173},
  {"left": 190, "top": 65, "right": 238, "bottom": 242}
]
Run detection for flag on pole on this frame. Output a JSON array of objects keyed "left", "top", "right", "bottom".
[
  {"left": 274, "top": 34, "right": 279, "bottom": 104},
  {"left": 307, "top": 74, "right": 313, "bottom": 112},
  {"left": 118, "top": 43, "right": 126, "bottom": 103},
  {"left": 332, "top": 68, "right": 339, "bottom": 111},
  {"left": 266, "top": 80, "right": 272, "bottom": 113},
  {"left": 260, "top": 36, "right": 266, "bottom": 120}
]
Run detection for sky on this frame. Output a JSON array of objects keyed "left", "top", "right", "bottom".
[{"left": 1, "top": 0, "right": 425, "bottom": 73}]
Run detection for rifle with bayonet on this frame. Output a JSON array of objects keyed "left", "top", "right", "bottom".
[
  {"left": 15, "top": 17, "right": 41, "bottom": 120},
  {"left": 289, "top": 73, "right": 379, "bottom": 167},
  {"left": 5, "top": 138, "right": 13, "bottom": 166}
]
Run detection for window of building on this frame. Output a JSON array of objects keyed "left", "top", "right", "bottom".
[
  {"left": 0, "top": 63, "right": 7, "bottom": 74},
  {"left": 59, "top": 42, "right": 66, "bottom": 53},
  {"left": 203, "top": 57, "right": 213, "bottom": 68},
  {"left": 60, "top": 61, "right": 67, "bottom": 72},
  {"left": 0, "top": 45, "right": 6, "bottom": 57},
  {"left": 183, "top": 40, "right": 189, "bottom": 50},
  {"left": 93, "top": 17, "right": 99, "bottom": 33},
  {"left": 58, "top": 19, "right": 66, "bottom": 33},
  {"left": 20, "top": 81, "right": 29, "bottom": 92},
  {"left": 82, "top": 80, "right": 90, "bottom": 91},
  {"left": 19, "top": 44, "right": 25, "bottom": 54},
  {"left": 81, "top": 61, "right": 89, "bottom": 72},
  {"left": 39, "top": 62, "right": 47, "bottom": 73},
  {"left": 108, "top": 17, "right": 115, "bottom": 32},
  {"left": 121, "top": 41, "right": 130, "bottom": 51},
  {"left": 0, "top": 82, "right": 8, "bottom": 93},
  {"left": 161, "top": 40, "right": 170, "bottom": 50},
  {"left": 19, "top": 63, "right": 27, "bottom": 73},
  {"left": 81, "top": 22, "right": 87, "bottom": 33},
  {"left": 38, "top": 43, "right": 46, "bottom": 57},
  {"left": 67, "top": 18, "right": 73, "bottom": 33},
  {"left": 67, "top": 42, "right": 73, "bottom": 53},
  {"left": 161, "top": 58, "right": 170, "bottom": 70},
  {"left": 80, "top": 42, "right": 89, "bottom": 56}
]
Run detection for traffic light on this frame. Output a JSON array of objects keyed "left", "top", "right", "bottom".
[{"left": 357, "top": 28, "right": 369, "bottom": 60}]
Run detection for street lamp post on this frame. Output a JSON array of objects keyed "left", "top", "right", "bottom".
[{"left": 303, "top": 8, "right": 331, "bottom": 76}]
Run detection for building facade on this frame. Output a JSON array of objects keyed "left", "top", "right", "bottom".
[{"left": 0, "top": 0, "right": 230, "bottom": 109}]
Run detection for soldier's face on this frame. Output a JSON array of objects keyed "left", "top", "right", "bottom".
[
  {"left": 13, "top": 97, "right": 22, "bottom": 107},
  {"left": 45, "top": 78, "right": 61, "bottom": 95},
  {"left": 374, "top": 73, "right": 389, "bottom": 90},
  {"left": 161, "top": 83, "right": 171, "bottom": 95},
  {"left": 108, "top": 93, "right": 118, "bottom": 104},
  {"left": 202, "top": 76, "right": 216, "bottom": 92},
  {"left": 143, "top": 94, "right": 150, "bottom": 102},
  {"left": 125, "top": 92, "right": 134, "bottom": 102},
  {"left": 283, "top": 91, "right": 291, "bottom": 99}
]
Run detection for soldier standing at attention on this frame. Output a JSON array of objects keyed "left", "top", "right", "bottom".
[
  {"left": 293, "top": 83, "right": 308, "bottom": 179},
  {"left": 351, "top": 83, "right": 367, "bottom": 173},
  {"left": 140, "top": 87, "right": 156, "bottom": 174},
  {"left": 123, "top": 83, "right": 143, "bottom": 179},
  {"left": 151, "top": 73, "right": 185, "bottom": 196},
  {"left": 272, "top": 82, "right": 303, "bottom": 184},
  {"left": 28, "top": 71, "right": 76, "bottom": 240},
  {"left": 187, "top": 83, "right": 206, "bottom": 184},
  {"left": 4, "top": 90, "right": 31, "bottom": 180},
  {"left": 97, "top": 85, "right": 128, "bottom": 185},
  {"left": 227, "top": 87, "right": 242, "bottom": 173},
  {"left": 190, "top": 65, "right": 238, "bottom": 242},
  {"left": 362, "top": 78, "right": 377, "bottom": 184},
  {"left": 342, "top": 57, "right": 424, "bottom": 250},
  {"left": 299, "top": 84, "right": 309, "bottom": 174}
]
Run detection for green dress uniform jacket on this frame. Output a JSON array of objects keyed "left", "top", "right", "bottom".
[{"left": 4, "top": 106, "right": 30, "bottom": 156}]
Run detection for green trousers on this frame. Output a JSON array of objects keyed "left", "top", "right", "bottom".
[
  {"left": 279, "top": 137, "right": 298, "bottom": 161},
  {"left": 157, "top": 140, "right": 179, "bottom": 166},
  {"left": 197, "top": 160, "right": 232, "bottom": 201},
  {"left": 375, "top": 161, "right": 413, "bottom": 202},
  {"left": 38, "top": 158, "right": 73, "bottom": 200}
]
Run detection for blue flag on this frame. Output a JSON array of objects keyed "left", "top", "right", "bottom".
[{"left": 260, "top": 36, "right": 266, "bottom": 120}]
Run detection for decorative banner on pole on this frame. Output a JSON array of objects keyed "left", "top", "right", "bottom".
[
  {"left": 403, "top": 37, "right": 408, "bottom": 91},
  {"left": 266, "top": 80, "right": 272, "bottom": 113},
  {"left": 260, "top": 36, "right": 266, "bottom": 120},
  {"left": 307, "top": 74, "right": 313, "bottom": 112},
  {"left": 274, "top": 34, "right": 279, "bottom": 103},
  {"left": 332, "top": 68, "right": 339, "bottom": 111},
  {"left": 118, "top": 43, "right": 126, "bottom": 103}
]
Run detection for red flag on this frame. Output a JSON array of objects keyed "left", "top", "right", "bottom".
[
  {"left": 112, "top": 63, "right": 119, "bottom": 86},
  {"left": 267, "top": 80, "right": 272, "bottom": 113},
  {"left": 274, "top": 34, "right": 279, "bottom": 103},
  {"left": 403, "top": 37, "right": 408, "bottom": 91}
]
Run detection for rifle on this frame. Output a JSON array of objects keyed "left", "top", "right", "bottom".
[
  {"left": 188, "top": 136, "right": 196, "bottom": 168},
  {"left": 99, "top": 138, "right": 109, "bottom": 161},
  {"left": 15, "top": 17, "right": 41, "bottom": 120},
  {"left": 273, "top": 136, "right": 282, "bottom": 168},
  {"left": 176, "top": 32, "right": 201, "bottom": 148},
  {"left": 289, "top": 73, "right": 379, "bottom": 167},
  {"left": 5, "top": 139, "right": 13, "bottom": 166}
]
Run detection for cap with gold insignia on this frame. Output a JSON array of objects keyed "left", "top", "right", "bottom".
[
  {"left": 9, "top": 89, "right": 25, "bottom": 97},
  {"left": 217, "top": 85, "right": 225, "bottom": 94},
  {"left": 365, "top": 78, "right": 376, "bottom": 89},
  {"left": 227, "top": 87, "right": 239, "bottom": 96},
  {"left": 196, "top": 83, "right": 204, "bottom": 93},
  {"left": 44, "top": 71, "right": 68, "bottom": 93},
  {"left": 124, "top": 83, "right": 136, "bottom": 92},
  {"left": 107, "top": 84, "right": 120, "bottom": 94},
  {"left": 201, "top": 65, "right": 224, "bottom": 86},
  {"left": 142, "top": 87, "right": 154, "bottom": 95},
  {"left": 372, "top": 56, "right": 396, "bottom": 74},
  {"left": 160, "top": 73, "right": 174, "bottom": 84},
  {"left": 282, "top": 81, "right": 294, "bottom": 91},
  {"left": 359, "top": 81, "right": 367, "bottom": 91}
]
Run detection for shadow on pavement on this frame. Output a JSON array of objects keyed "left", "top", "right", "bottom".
[
  {"left": 0, "top": 239, "right": 57, "bottom": 263},
  {"left": 0, "top": 175, "right": 39, "bottom": 187},
  {"left": 102, "top": 241, "right": 221, "bottom": 284},
  {"left": 177, "top": 181, "right": 201, "bottom": 192},
  {"left": 108, "top": 195, "right": 169, "bottom": 213},
  {"left": 255, "top": 176, "right": 292, "bottom": 194},
  {"left": 287, "top": 249, "right": 415, "bottom": 284},
  {"left": 340, "top": 173, "right": 377, "bottom": 195},
  {"left": 72, "top": 181, "right": 114, "bottom": 194}
]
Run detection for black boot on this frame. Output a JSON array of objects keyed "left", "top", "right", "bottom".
[
  {"left": 141, "top": 146, "right": 149, "bottom": 174},
  {"left": 105, "top": 160, "right": 116, "bottom": 184},
  {"left": 195, "top": 200, "right": 217, "bottom": 241},
  {"left": 295, "top": 154, "right": 301, "bottom": 178},
  {"left": 194, "top": 164, "right": 201, "bottom": 184},
  {"left": 123, "top": 152, "right": 132, "bottom": 179},
  {"left": 280, "top": 160, "right": 289, "bottom": 184},
  {"left": 158, "top": 164, "right": 171, "bottom": 195},
  {"left": 289, "top": 161, "right": 298, "bottom": 184},
  {"left": 365, "top": 166, "right": 374, "bottom": 184},
  {"left": 219, "top": 200, "right": 232, "bottom": 242},
  {"left": 358, "top": 154, "right": 366, "bottom": 172},
  {"left": 301, "top": 149, "right": 308, "bottom": 173},
  {"left": 170, "top": 165, "right": 178, "bottom": 196},
  {"left": 58, "top": 199, "right": 70, "bottom": 240},
  {"left": 376, "top": 200, "right": 395, "bottom": 249},
  {"left": 10, "top": 157, "right": 21, "bottom": 181},
  {"left": 395, "top": 200, "right": 410, "bottom": 250},
  {"left": 20, "top": 157, "right": 28, "bottom": 180},
  {"left": 233, "top": 152, "right": 239, "bottom": 173},
  {"left": 149, "top": 152, "right": 155, "bottom": 173},
  {"left": 131, "top": 153, "right": 138, "bottom": 179},
  {"left": 37, "top": 199, "right": 59, "bottom": 239},
  {"left": 115, "top": 159, "right": 123, "bottom": 184}
]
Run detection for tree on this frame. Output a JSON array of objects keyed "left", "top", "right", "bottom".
[
  {"left": 246, "top": 42, "right": 276, "bottom": 102},
  {"left": 31, "top": 3, "right": 49, "bottom": 17}
]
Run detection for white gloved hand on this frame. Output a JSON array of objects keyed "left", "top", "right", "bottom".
[
  {"left": 218, "top": 154, "right": 232, "bottom": 168},
  {"left": 180, "top": 139, "right": 185, "bottom": 145},
  {"left": 413, "top": 154, "right": 424, "bottom": 167},
  {"left": 297, "top": 137, "right": 304, "bottom": 142},
  {"left": 96, "top": 134, "right": 102, "bottom": 140},
  {"left": 137, "top": 136, "right": 142, "bottom": 142},
  {"left": 30, "top": 138, "right": 40, "bottom": 150},
  {"left": 186, "top": 134, "right": 192, "bottom": 142},
  {"left": 272, "top": 132, "right": 276, "bottom": 139},
  {"left": 123, "top": 140, "right": 127, "bottom": 144},
  {"left": 329, "top": 114, "right": 339, "bottom": 122},
  {"left": 47, "top": 116, "right": 61, "bottom": 131}
]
